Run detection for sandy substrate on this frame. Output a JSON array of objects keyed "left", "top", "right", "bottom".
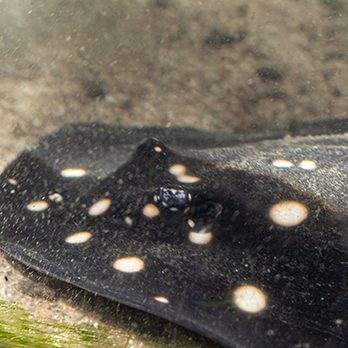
[{"left": 0, "top": 0, "right": 347, "bottom": 347}]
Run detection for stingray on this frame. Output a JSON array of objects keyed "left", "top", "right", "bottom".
[{"left": 0, "top": 122, "right": 347, "bottom": 347}]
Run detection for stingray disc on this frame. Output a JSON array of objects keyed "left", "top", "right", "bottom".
[{"left": 0, "top": 123, "right": 347, "bottom": 347}]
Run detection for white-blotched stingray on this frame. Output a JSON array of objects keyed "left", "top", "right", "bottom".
[{"left": 0, "top": 122, "right": 347, "bottom": 347}]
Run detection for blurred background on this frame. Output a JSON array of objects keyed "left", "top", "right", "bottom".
[
  {"left": 1, "top": 0, "right": 348, "bottom": 165},
  {"left": 0, "top": 0, "right": 347, "bottom": 347}
]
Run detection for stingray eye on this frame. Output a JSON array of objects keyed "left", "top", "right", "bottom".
[{"left": 155, "top": 186, "right": 191, "bottom": 208}]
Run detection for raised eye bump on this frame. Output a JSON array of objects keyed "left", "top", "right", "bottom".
[{"left": 154, "top": 186, "right": 192, "bottom": 209}]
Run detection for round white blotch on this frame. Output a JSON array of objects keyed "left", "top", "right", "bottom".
[
  {"left": 233, "top": 285, "right": 267, "bottom": 313},
  {"left": 177, "top": 174, "right": 201, "bottom": 184},
  {"left": 188, "top": 231, "right": 213, "bottom": 245},
  {"left": 153, "top": 146, "right": 162, "bottom": 153},
  {"left": 8, "top": 178, "right": 17, "bottom": 185},
  {"left": 65, "top": 231, "right": 93, "bottom": 244},
  {"left": 154, "top": 296, "right": 169, "bottom": 304},
  {"left": 298, "top": 160, "right": 317, "bottom": 170},
  {"left": 113, "top": 256, "right": 145, "bottom": 273},
  {"left": 88, "top": 198, "right": 112, "bottom": 216},
  {"left": 272, "top": 159, "right": 294, "bottom": 168},
  {"left": 60, "top": 168, "right": 87, "bottom": 178},
  {"left": 169, "top": 163, "right": 187, "bottom": 176},
  {"left": 142, "top": 203, "right": 160, "bottom": 218},
  {"left": 124, "top": 216, "right": 133, "bottom": 226},
  {"left": 26, "top": 201, "right": 49, "bottom": 212},
  {"left": 269, "top": 200, "right": 309, "bottom": 227},
  {"left": 49, "top": 193, "right": 63, "bottom": 203}
]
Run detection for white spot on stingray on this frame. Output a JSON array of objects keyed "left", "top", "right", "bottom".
[
  {"left": 8, "top": 178, "right": 17, "bottom": 185},
  {"left": 88, "top": 198, "right": 112, "bottom": 216},
  {"left": 113, "top": 256, "right": 145, "bottom": 273},
  {"left": 298, "top": 160, "right": 317, "bottom": 170},
  {"left": 187, "top": 219, "right": 195, "bottom": 228},
  {"left": 153, "top": 146, "right": 162, "bottom": 153},
  {"left": 142, "top": 203, "right": 160, "bottom": 218},
  {"left": 60, "top": 168, "right": 87, "bottom": 178},
  {"left": 335, "top": 319, "right": 343, "bottom": 325},
  {"left": 188, "top": 231, "right": 213, "bottom": 245},
  {"left": 269, "top": 200, "right": 309, "bottom": 227},
  {"left": 26, "top": 201, "right": 49, "bottom": 212},
  {"left": 233, "top": 285, "right": 267, "bottom": 313},
  {"left": 177, "top": 174, "right": 201, "bottom": 184},
  {"left": 125, "top": 216, "right": 133, "bottom": 226},
  {"left": 154, "top": 296, "right": 169, "bottom": 304},
  {"left": 272, "top": 159, "right": 294, "bottom": 168},
  {"left": 168, "top": 163, "right": 200, "bottom": 183},
  {"left": 49, "top": 193, "right": 63, "bottom": 203},
  {"left": 65, "top": 231, "right": 93, "bottom": 244},
  {"left": 169, "top": 163, "right": 187, "bottom": 176}
]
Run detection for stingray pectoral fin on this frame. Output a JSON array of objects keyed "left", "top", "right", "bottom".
[{"left": 0, "top": 123, "right": 347, "bottom": 348}]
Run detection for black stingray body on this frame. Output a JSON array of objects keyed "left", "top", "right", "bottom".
[{"left": 0, "top": 123, "right": 347, "bottom": 347}]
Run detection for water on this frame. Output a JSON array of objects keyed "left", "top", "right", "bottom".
[{"left": 0, "top": 1, "right": 347, "bottom": 347}]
